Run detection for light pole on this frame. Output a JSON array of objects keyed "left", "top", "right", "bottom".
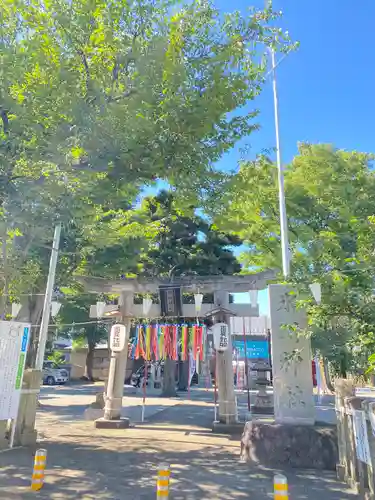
[
  {"left": 270, "top": 47, "right": 290, "bottom": 277},
  {"left": 35, "top": 223, "right": 62, "bottom": 370}
]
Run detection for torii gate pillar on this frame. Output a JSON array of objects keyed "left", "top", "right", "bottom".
[
  {"left": 95, "top": 292, "right": 133, "bottom": 429},
  {"left": 213, "top": 290, "right": 237, "bottom": 426}
]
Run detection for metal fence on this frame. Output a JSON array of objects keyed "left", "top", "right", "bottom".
[{"left": 335, "top": 378, "right": 375, "bottom": 499}]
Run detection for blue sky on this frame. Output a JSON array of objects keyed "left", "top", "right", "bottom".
[{"left": 213, "top": 0, "right": 375, "bottom": 169}]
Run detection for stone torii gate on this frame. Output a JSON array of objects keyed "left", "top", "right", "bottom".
[
  {"left": 80, "top": 271, "right": 315, "bottom": 429},
  {"left": 80, "top": 271, "right": 273, "bottom": 428}
]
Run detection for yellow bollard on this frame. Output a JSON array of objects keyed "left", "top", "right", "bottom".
[
  {"left": 156, "top": 464, "right": 170, "bottom": 498},
  {"left": 31, "top": 449, "right": 47, "bottom": 491},
  {"left": 274, "top": 474, "right": 288, "bottom": 500}
]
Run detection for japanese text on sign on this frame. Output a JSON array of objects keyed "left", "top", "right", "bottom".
[
  {"left": 212, "top": 323, "right": 229, "bottom": 352},
  {"left": 110, "top": 324, "right": 127, "bottom": 353},
  {"left": 112, "top": 326, "right": 121, "bottom": 349},
  {"left": 166, "top": 289, "right": 175, "bottom": 314},
  {"left": 219, "top": 325, "right": 228, "bottom": 349}
]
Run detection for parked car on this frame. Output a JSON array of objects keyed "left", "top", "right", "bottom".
[{"left": 42, "top": 361, "right": 69, "bottom": 385}]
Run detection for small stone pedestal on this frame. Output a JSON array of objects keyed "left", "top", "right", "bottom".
[
  {"left": 251, "top": 366, "right": 273, "bottom": 415},
  {"left": 94, "top": 417, "right": 130, "bottom": 429}
]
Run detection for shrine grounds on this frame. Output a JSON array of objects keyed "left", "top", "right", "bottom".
[{"left": 0, "top": 383, "right": 357, "bottom": 499}]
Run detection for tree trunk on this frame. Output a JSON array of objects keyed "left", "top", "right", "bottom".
[
  {"left": 162, "top": 357, "right": 176, "bottom": 397},
  {"left": 84, "top": 342, "right": 96, "bottom": 381},
  {"left": 339, "top": 350, "right": 348, "bottom": 378},
  {"left": 177, "top": 360, "right": 189, "bottom": 391},
  {"left": 323, "top": 357, "right": 334, "bottom": 392}
]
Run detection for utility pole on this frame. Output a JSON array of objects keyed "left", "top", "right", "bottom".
[
  {"left": 35, "top": 224, "right": 61, "bottom": 370},
  {"left": 270, "top": 47, "right": 290, "bottom": 277},
  {"left": 2, "top": 232, "right": 8, "bottom": 319}
]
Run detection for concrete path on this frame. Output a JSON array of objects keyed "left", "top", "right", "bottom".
[
  {"left": 38, "top": 382, "right": 338, "bottom": 425},
  {"left": 38, "top": 382, "right": 187, "bottom": 424},
  {"left": 0, "top": 387, "right": 356, "bottom": 499}
]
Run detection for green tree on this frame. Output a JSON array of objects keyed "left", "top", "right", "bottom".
[
  {"left": 213, "top": 144, "right": 375, "bottom": 374},
  {"left": 0, "top": 0, "right": 291, "bottom": 289},
  {"left": 0, "top": 0, "right": 292, "bottom": 374},
  {"left": 47, "top": 350, "right": 66, "bottom": 368},
  {"left": 138, "top": 190, "right": 242, "bottom": 277},
  {"left": 83, "top": 190, "right": 242, "bottom": 278},
  {"left": 0, "top": 0, "right": 292, "bottom": 291},
  {"left": 0, "top": 0, "right": 292, "bottom": 202}
]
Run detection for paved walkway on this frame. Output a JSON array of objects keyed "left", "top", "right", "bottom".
[{"left": 0, "top": 388, "right": 357, "bottom": 499}]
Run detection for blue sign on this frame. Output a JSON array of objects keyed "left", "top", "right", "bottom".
[
  {"left": 233, "top": 340, "right": 269, "bottom": 359},
  {"left": 21, "top": 327, "right": 30, "bottom": 353}
]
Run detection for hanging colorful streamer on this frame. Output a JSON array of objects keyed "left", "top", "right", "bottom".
[
  {"left": 159, "top": 325, "right": 164, "bottom": 360},
  {"left": 152, "top": 325, "right": 158, "bottom": 361},
  {"left": 181, "top": 325, "right": 188, "bottom": 361},
  {"left": 130, "top": 323, "right": 207, "bottom": 362},
  {"left": 198, "top": 326, "right": 204, "bottom": 361},
  {"left": 192, "top": 325, "right": 197, "bottom": 360},
  {"left": 145, "top": 325, "right": 151, "bottom": 361}
]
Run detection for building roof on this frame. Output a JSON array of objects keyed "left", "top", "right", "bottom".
[{"left": 204, "top": 306, "right": 237, "bottom": 317}]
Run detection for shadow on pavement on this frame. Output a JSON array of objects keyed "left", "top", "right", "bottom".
[
  {"left": 0, "top": 390, "right": 351, "bottom": 499},
  {"left": 0, "top": 439, "right": 356, "bottom": 500}
]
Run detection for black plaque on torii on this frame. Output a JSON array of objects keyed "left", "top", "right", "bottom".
[{"left": 159, "top": 285, "right": 182, "bottom": 317}]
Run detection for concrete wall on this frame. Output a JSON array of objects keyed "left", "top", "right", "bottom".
[{"left": 61, "top": 348, "right": 135, "bottom": 381}]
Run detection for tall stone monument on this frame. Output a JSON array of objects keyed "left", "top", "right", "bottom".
[{"left": 269, "top": 284, "right": 315, "bottom": 425}]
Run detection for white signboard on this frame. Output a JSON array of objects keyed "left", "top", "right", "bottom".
[
  {"left": 0, "top": 321, "right": 31, "bottom": 421},
  {"left": 230, "top": 316, "right": 270, "bottom": 336},
  {"left": 212, "top": 323, "right": 229, "bottom": 352},
  {"left": 353, "top": 410, "right": 372, "bottom": 466},
  {"left": 110, "top": 323, "right": 127, "bottom": 352}
]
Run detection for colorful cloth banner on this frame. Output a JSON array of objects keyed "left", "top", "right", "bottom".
[{"left": 130, "top": 323, "right": 207, "bottom": 362}]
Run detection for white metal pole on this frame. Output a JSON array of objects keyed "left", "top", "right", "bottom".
[
  {"left": 35, "top": 224, "right": 62, "bottom": 370},
  {"left": 270, "top": 48, "right": 290, "bottom": 277}
]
